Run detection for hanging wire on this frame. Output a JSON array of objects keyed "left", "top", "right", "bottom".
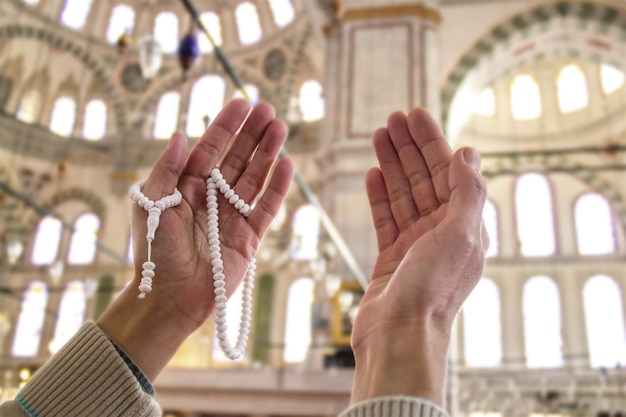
[{"left": 179, "top": 0, "right": 368, "bottom": 290}]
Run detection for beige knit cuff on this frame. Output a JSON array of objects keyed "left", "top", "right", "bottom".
[{"left": 338, "top": 395, "right": 449, "bottom": 417}]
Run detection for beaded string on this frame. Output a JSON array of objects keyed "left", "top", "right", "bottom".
[{"left": 129, "top": 179, "right": 183, "bottom": 298}]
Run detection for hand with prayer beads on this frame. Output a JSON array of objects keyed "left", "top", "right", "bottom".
[{"left": 97, "top": 99, "right": 294, "bottom": 380}]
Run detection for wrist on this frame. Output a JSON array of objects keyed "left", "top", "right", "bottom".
[{"left": 350, "top": 315, "right": 451, "bottom": 406}]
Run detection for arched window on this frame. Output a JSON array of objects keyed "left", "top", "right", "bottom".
[
  {"left": 515, "top": 173, "right": 555, "bottom": 256},
  {"left": 289, "top": 204, "right": 320, "bottom": 261},
  {"left": 523, "top": 276, "right": 563, "bottom": 368},
  {"left": 299, "top": 80, "right": 325, "bottom": 122},
  {"left": 154, "top": 12, "right": 179, "bottom": 53},
  {"left": 16, "top": 90, "right": 42, "bottom": 123},
  {"left": 235, "top": 2, "right": 262, "bottom": 45},
  {"left": 212, "top": 283, "right": 245, "bottom": 363},
  {"left": 474, "top": 87, "right": 495, "bottom": 117},
  {"left": 557, "top": 64, "right": 588, "bottom": 113},
  {"left": 233, "top": 83, "right": 260, "bottom": 105},
  {"left": 11, "top": 281, "right": 48, "bottom": 357},
  {"left": 482, "top": 199, "right": 498, "bottom": 258},
  {"left": 153, "top": 91, "right": 180, "bottom": 139},
  {"left": 60, "top": 0, "right": 93, "bottom": 30},
  {"left": 67, "top": 213, "right": 100, "bottom": 265},
  {"left": 31, "top": 215, "right": 63, "bottom": 266},
  {"left": 106, "top": 4, "right": 135, "bottom": 44},
  {"left": 186, "top": 75, "right": 225, "bottom": 137},
  {"left": 463, "top": 278, "right": 502, "bottom": 367},
  {"left": 574, "top": 193, "right": 615, "bottom": 255},
  {"left": 600, "top": 64, "right": 624, "bottom": 95},
  {"left": 198, "top": 12, "right": 223, "bottom": 53},
  {"left": 268, "top": 0, "right": 295, "bottom": 28},
  {"left": 82, "top": 99, "right": 107, "bottom": 140},
  {"left": 22, "top": 0, "right": 40, "bottom": 5},
  {"left": 284, "top": 277, "right": 314, "bottom": 363},
  {"left": 49, "top": 96, "right": 76, "bottom": 137},
  {"left": 49, "top": 281, "right": 87, "bottom": 354},
  {"left": 510, "top": 74, "right": 541, "bottom": 120},
  {"left": 583, "top": 275, "right": 626, "bottom": 368}
]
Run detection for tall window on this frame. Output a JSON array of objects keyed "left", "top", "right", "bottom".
[
  {"left": 510, "top": 74, "right": 541, "bottom": 120},
  {"left": 22, "top": 0, "right": 40, "bottom": 4},
  {"left": 198, "top": 12, "right": 223, "bottom": 53},
  {"left": 515, "top": 173, "right": 555, "bottom": 256},
  {"left": 235, "top": 2, "right": 262, "bottom": 45},
  {"left": 463, "top": 278, "right": 502, "bottom": 367},
  {"left": 233, "top": 84, "right": 260, "bottom": 105},
  {"left": 186, "top": 75, "right": 225, "bottom": 137},
  {"left": 82, "top": 99, "right": 107, "bottom": 140},
  {"left": 474, "top": 87, "right": 495, "bottom": 117},
  {"left": 283, "top": 277, "right": 314, "bottom": 363},
  {"left": 557, "top": 64, "right": 588, "bottom": 113},
  {"left": 31, "top": 215, "right": 63, "bottom": 266},
  {"left": 153, "top": 91, "right": 180, "bottom": 139},
  {"left": 60, "top": 0, "right": 93, "bottom": 30},
  {"left": 49, "top": 96, "right": 76, "bottom": 137},
  {"left": 289, "top": 204, "right": 320, "bottom": 261},
  {"left": 482, "top": 199, "right": 498, "bottom": 258},
  {"left": 154, "top": 12, "right": 179, "bottom": 53},
  {"left": 49, "top": 281, "right": 87, "bottom": 354},
  {"left": 299, "top": 80, "right": 325, "bottom": 122},
  {"left": 583, "top": 275, "right": 626, "bottom": 368},
  {"left": 11, "top": 281, "right": 48, "bottom": 357},
  {"left": 574, "top": 193, "right": 615, "bottom": 255},
  {"left": 212, "top": 283, "right": 245, "bottom": 363},
  {"left": 268, "top": 0, "right": 295, "bottom": 28},
  {"left": 67, "top": 213, "right": 100, "bottom": 265},
  {"left": 106, "top": 4, "right": 135, "bottom": 44},
  {"left": 600, "top": 64, "right": 624, "bottom": 94},
  {"left": 16, "top": 90, "right": 42, "bottom": 123},
  {"left": 523, "top": 276, "right": 563, "bottom": 368}
]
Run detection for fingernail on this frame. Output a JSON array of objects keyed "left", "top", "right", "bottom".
[{"left": 463, "top": 148, "right": 481, "bottom": 171}]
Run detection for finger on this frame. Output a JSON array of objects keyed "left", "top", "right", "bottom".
[
  {"left": 386, "top": 111, "right": 439, "bottom": 216},
  {"left": 406, "top": 107, "right": 453, "bottom": 203},
  {"left": 372, "top": 127, "right": 419, "bottom": 230},
  {"left": 182, "top": 98, "right": 251, "bottom": 181},
  {"left": 247, "top": 158, "right": 295, "bottom": 239},
  {"left": 365, "top": 167, "right": 399, "bottom": 253},
  {"left": 218, "top": 102, "right": 277, "bottom": 186},
  {"left": 139, "top": 132, "right": 188, "bottom": 203}
]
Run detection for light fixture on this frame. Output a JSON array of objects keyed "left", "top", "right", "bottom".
[
  {"left": 48, "top": 260, "right": 64, "bottom": 284},
  {"left": 138, "top": 36, "right": 163, "bottom": 79},
  {"left": 7, "top": 240, "right": 24, "bottom": 265}
]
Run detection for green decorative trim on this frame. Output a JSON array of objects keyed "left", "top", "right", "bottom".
[{"left": 252, "top": 273, "right": 274, "bottom": 365}]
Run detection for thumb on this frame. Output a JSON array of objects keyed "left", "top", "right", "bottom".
[{"left": 446, "top": 147, "right": 487, "bottom": 233}]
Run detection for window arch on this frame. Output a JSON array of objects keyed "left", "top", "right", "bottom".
[
  {"left": 482, "top": 199, "right": 498, "bottom": 258},
  {"left": 198, "top": 12, "right": 223, "bottom": 53},
  {"left": 600, "top": 64, "right": 624, "bottom": 95},
  {"left": 574, "top": 192, "right": 615, "bottom": 255},
  {"left": 153, "top": 91, "right": 180, "bottom": 139},
  {"left": 106, "top": 4, "right": 135, "bottom": 44},
  {"left": 474, "top": 87, "right": 495, "bottom": 117},
  {"left": 523, "top": 276, "right": 563, "bottom": 368},
  {"left": 212, "top": 283, "right": 245, "bottom": 363},
  {"left": 510, "top": 74, "right": 541, "bottom": 120},
  {"left": 49, "top": 281, "right": 87, "bottom": 354},
  {"left": 583, "top": 275, "right": 626, "bottom": 368},
  {"left": 186, "top": 75, "right": 225, "bottom": 137},
  {"left": 283, "top": 277, "right": 314, "bottom": 363},
  {"left": 49, "top": 96, "right": 76, "bottom": 137},
  {"left": 289, "top": 204, "right": 320, "bottom": 261},
  {"left": 60, "top": 0, "right": 93, "bottom": 30},
  {"left": 515, "top": 173, "right": 555, "bottom": 256},
  {"left": 233, "top": 84, "right": 260, "bottom": 105},
  {"left": 31, "top": 215, "right": 63, "bottom": 266},
  {"left": 299, "top": 80, "right": 325, "bottom": 122},
  {"left": 11, "top": 281, "right": 48, "bottom": 357},
  {"left": 82, "top": 99, "right": 107, "bottom": 140},
  {"left": 463, "top": 278, "right": 502, "bottom": 367},
  {"left": 268, "top": 0, "right": 295, "bottom": 28},
  {"left": 67, "top": 213, "right": 100, "bottom": 265},
  {"left": 16, "top": 90, "right": 42, "bottom": 123},
  {"left": 154, "top": 12, "right": 179, "bottom": 53},
  {"left": 22, "top": 0, "right": 40, "bottom": 4},
  {"left": 235, "top": 2, "right": 262, "bottom": 45},
  {"left": 557, "top": 64, "right": 588, "bottom": 113}
]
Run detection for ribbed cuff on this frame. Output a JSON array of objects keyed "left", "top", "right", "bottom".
[
  {"left": 338, "top": 396, "right": 449, "bottom": 417},
  {"left": 16, "top": 321, "right": 161, "bottom": 417}
]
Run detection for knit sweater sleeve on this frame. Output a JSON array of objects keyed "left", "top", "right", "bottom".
[
  {"left": 338, "top": 396, "right": 450, "bottom": 417},
  {"left": 0, "top": 321, "right": 162, "bottom": 417}
]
